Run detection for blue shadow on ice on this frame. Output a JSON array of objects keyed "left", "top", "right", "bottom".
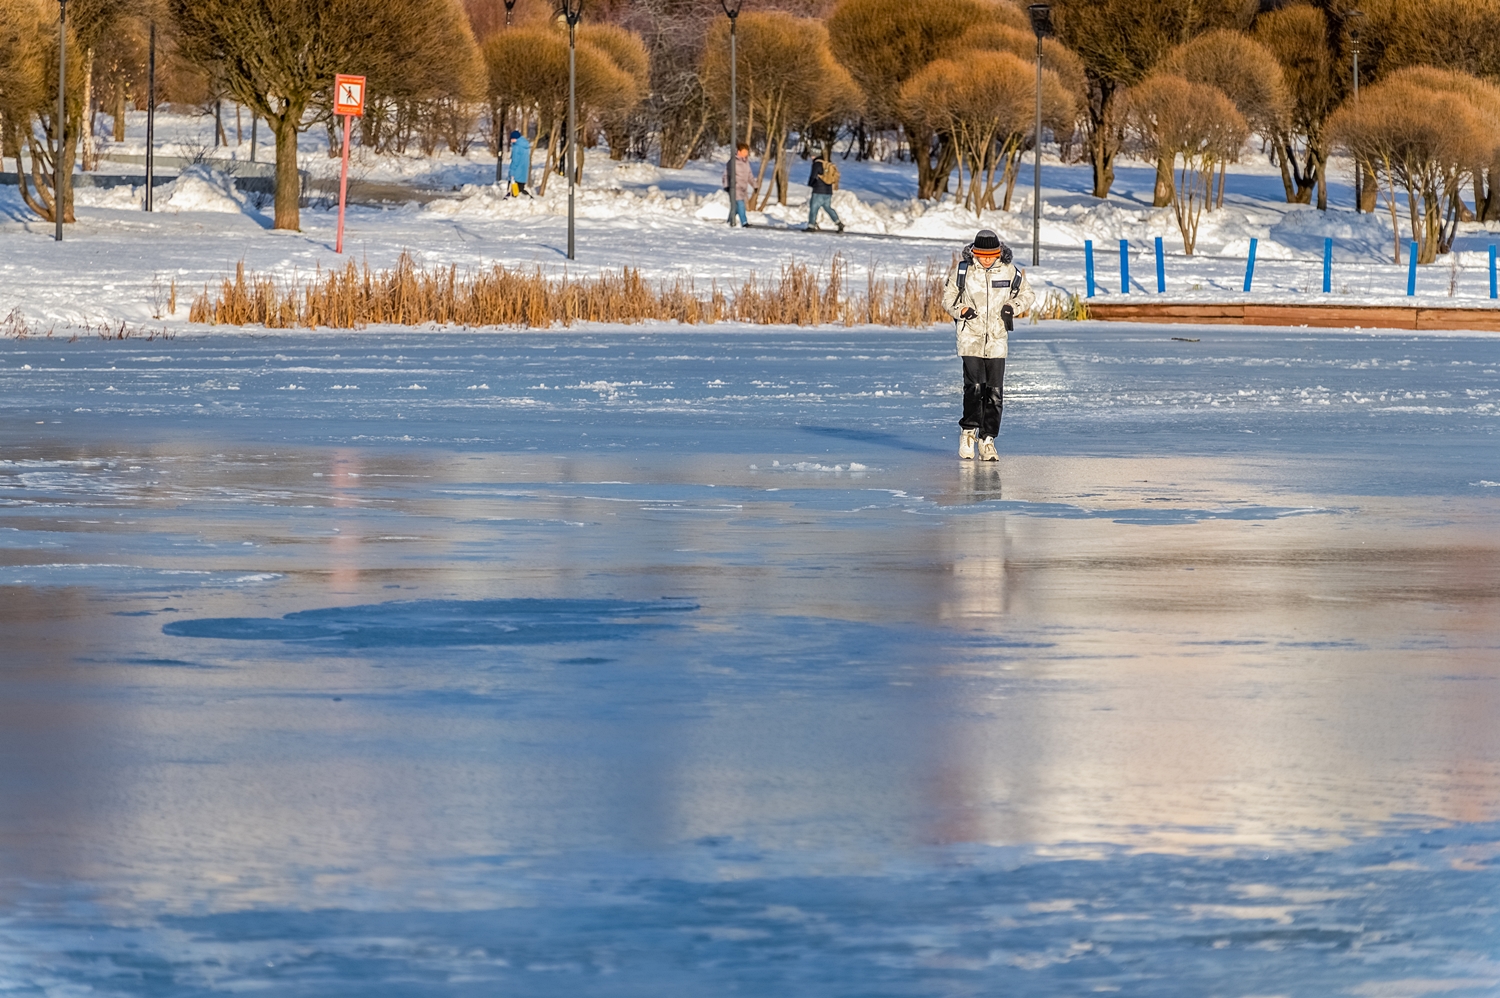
[{"left": 163, "top": 598, "right": 697, "bottom": 648}]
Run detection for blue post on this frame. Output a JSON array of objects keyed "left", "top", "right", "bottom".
[
  {"left": 1490, "top": 245, "right": 1497, "bottom": 300},
  {"left": 1085, "top": 239, "right": 1096, "bottom": 298},
  {"left": 1243, "top": 238, "right": 1258, "bottom": 293},
  {"left": 1119, "top": 239, "right": 1130, "bottom": 294},
  {"left": 1154, "top": 236, "right": 1165, "bottom": 293},
  {"left": 1407, "top": 241, "right": 1418, "bottom": 296},
  {"left": 1323, "top": 237, "right": 1332, "bottom": 293}
]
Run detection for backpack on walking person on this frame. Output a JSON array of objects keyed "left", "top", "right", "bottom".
[{"left": 820, "top": 157, "right": 840, "bottom": 188}]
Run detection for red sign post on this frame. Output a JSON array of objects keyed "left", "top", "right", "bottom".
[{"left": 333, "top": 74, "right": 366, "bottom": 254}]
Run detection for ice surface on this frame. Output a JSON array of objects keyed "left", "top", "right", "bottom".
[{"left": 0, "top": 324, "right": 1497, "bottom": 995}]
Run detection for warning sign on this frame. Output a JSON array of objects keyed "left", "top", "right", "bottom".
[{"left": 334, "top": 74, "right": 366, "bottom": 117}]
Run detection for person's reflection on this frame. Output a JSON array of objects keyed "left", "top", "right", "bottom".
[{"left": 959, "top": 461, "right": 1004, "bottom": 504}]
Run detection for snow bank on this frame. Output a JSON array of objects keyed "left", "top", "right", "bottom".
[{"left": 154, "top": 165, "right": 251, "bottom": 214}]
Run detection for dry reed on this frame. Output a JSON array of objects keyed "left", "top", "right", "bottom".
[{"left": 187, "top": 253, "right": 955, "bottom": 330}]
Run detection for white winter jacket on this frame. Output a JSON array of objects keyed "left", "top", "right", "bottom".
[{"left": 942, "top": 252, "right": 1036, "bottom": 359}]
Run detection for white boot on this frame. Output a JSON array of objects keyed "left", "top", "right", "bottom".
[
  {"left": 977, "top": 436, "right": 999, "bottom": 462},
  {"left": 959, "top": 428, "right": 976, "bottom": 460}
]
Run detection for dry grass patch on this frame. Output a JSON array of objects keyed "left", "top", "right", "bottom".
[{"left": 187, "top": 253, "right": 954, "bottom": 329}]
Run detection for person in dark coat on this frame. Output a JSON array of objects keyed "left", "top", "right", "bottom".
[{"left": 806, "top": 152, "right": 843, "bottom": 232}]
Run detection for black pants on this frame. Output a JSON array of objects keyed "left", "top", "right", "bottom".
[{"left": 960, "top": 356, "right": 1005, "bottom": 439}]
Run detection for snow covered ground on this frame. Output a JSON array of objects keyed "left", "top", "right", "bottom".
[
  {"left": 5, "top": 110, "right": 1500, "bottom": 332},
  {"left": 1, "top": 324, "right": 1497, "bottom": 995}
]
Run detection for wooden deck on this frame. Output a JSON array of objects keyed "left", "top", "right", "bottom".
[{"left": 1084, "top": 302, "right": 1500, "bottom": 332}]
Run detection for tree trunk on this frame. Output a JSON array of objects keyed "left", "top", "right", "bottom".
[
  {"left": 81, "top": 53, "right": 96, "bottom": 172},
  {"left": 1084, "top": 81, "right": 1118, "bottom": 199},
  {"left": 1152, "top": 153, "right": 1174, "bottom": 207},
  {"left": 113, "top": 87, "right": 125, "bottom": 142},
  {"left": 537, "top": 116, "right": 560, "bottom": 197},
  {"left": 1359, "top": 161, "right": 1378, "bottom": 213},
  {"left": 272, "top": 113, "right": 302, "bottom": 230},
  {"left": 1483, "top": 160, "right": 1500, "bottom": 222}
]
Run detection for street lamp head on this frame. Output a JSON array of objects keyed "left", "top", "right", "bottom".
[
  {"left": 720, "top": 0, "right": 744, "bottom": 17},
  {"left": 1347, "top": 9, "right": 1363, "bottom": 42},
  {"left": 557, "top": 0, "right": 583, "bottom": 25},
  {"left": 1027, "top": 3, "right": 1054, "bottom": 39}
]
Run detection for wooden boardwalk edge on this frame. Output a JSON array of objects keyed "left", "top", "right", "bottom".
[{"left": 1084, "top": 302, "right": 1500, "bottom": 332}]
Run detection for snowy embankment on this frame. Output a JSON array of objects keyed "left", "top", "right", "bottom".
[{"left": 5, "top": 110, "right": 1500, "bottom": 330}]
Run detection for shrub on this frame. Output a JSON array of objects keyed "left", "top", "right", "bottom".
[
  {"left": 1124, "top": 74, "right": 1247, "bottom": 255},
  {"left": 1329, "top": 68, "right": 1500, "bottom": 264},
  {"left": 899, "top": 50, "right": 1074, "bottom": 215},
  {"left": 1156, "top": 30, "right": 1287, "bottom": 207},
  {"left": 701, "top": 11, "right": 861, "bottom": 209}
]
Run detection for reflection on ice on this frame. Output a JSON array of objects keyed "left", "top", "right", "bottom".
[
  {"left": 1, "top": 328, "right": 1498, "bottom": 995},
  {"left": 164, "top": 597, "right": 697, "bottom": 646}
]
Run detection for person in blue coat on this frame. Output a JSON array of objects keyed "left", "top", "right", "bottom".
[{"left": 507, "top": 131, "right": 533, "bottom": 197}]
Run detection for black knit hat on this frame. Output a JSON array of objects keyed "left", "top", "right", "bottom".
[{"left": 973, "top": 229, "right": 1002, "bottom": 251}]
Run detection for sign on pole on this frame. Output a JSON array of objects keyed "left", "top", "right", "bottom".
[
  {"left": 335, "top": 74, "right": 366, "bottom": 118},
  {"left": 334, "top": 74, "right": 366, "bottom": 254}
]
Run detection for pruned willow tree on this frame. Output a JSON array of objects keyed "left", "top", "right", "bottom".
[
  {"left": 701, "top": 10, "right": 860, "bottom": 210},
  {"left": 483, "top": 23, "right": 644, "bottom": 195},
  {"left": 1329, "top": 67, "right": 1500, "bottom": 265},
  {"left": 826, "top": 0, "right": 1013, "bottom": 200},
  {"left": 1155, "top": 29, "right": 1287, "bottom": 209},
  {"left": 352, "top": 3, "right": 483, "bottom": 157},
  {"left": 899, "top": 49, "right": 1074, "bottom": 216},
  {"left": 1124, "top": 74, "right": 1247, "bottom": 256},
  {"left": 0, "top": 0, "right": 145, "bottom": 224},
  {"left": 1049, "top": 0, "right": 1253, "bottom": 200},
  {"left": 172, "top": 0, "right": 477, "bottom": 230}
]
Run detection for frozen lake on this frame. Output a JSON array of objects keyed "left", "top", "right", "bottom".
[{"left": 1, "top": 323, "right": 1498, "bottom": 996}]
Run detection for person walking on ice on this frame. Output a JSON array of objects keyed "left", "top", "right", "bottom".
[
  {"left": 806, "top": 149, "right": 843, "bottom": 233},
  {"left": 942, "top": 229, "right": 1034, "bottom": 461}
]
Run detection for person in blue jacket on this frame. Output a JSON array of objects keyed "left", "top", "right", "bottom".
[{"left": 507, "top": 131, "right": 533, "bottom": 198}]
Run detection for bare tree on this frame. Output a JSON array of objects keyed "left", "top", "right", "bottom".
[
  {"left": 484, "top": 25, "right": 639, "bottom": 194},
  {"left": 173, "top": 0, "right": 473, "bottom": 230},
  {"left": 1049, "top": 0, "right": 1253, "bottom": 199},
  {"left": 900, "top": 49, "right": 1073, "bottom": 215},
  {"left": 1158, "top": 29, "right": 1288, "bottom": 207},
  {"left": 826, "top": 0, "right": 1002, "bottom": 200},
  {"left": 1330, "top": 67, "right": 1500, "bottom": 264},
  {"left": 0, "top": 0, "right": 84, "bottom": 224},
  {"left": 1124, "top": 74, "right": 1247, "bottom": 255},
  {"left": 701, "top": 10, "right": 860, "bottom": 209}
]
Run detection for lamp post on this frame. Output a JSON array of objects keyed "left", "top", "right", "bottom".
[
  {"left": 1027, "top": 4, "right": 1053, "bottom": 267},
  {"left": 560, "top": 0, "right": 583, "bottom": 260},
  {"left": 145, "top": 21, "right": 155, "bottom": 210},
  {"left": 1348, "top": 10, "right": 1364, "bottom": 213},
  {"left": 720, "top": 0, "right": 743, "bottom": 227},
  {"left": 55, "top": 0, "right": 67, "bottom": 242},
  {"left": 496, "top": 0, "right": 518, "bottom": 186}
]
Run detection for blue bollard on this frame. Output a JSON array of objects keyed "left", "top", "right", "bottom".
[
  {"left": 1323, "top": 237, "right": 1332, "bottom": 293},
  {"left": 1243, "top": 238, "right": 1258, "bottom": 293},
  {"left": 1407, "top": 241, "right": 1418, "bottom": 296},
  {"left": 1490, "top": 245, "right": 1497, "bottom": 300},
  {"left": 1155, "top": 236, "right": 1165, "bottom": 293},
  {"left": 1120, "top": 239, "right": 1130, "bottom": 294},
  {"left": 1085, "top": 239, "right": 1096, "bottom": 298}
]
